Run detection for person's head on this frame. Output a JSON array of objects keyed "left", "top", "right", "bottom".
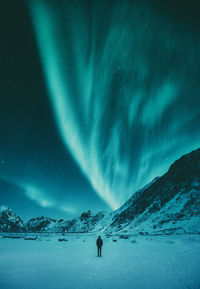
[{"left": 98, "top": 235, "right": 101, "bottom": 239}]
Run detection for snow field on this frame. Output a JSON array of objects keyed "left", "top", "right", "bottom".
[{"left": 0, "top": 234, "right": 200, "bottom": 289}]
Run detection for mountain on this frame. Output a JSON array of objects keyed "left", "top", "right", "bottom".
[
  {"left": 25, "top": 210, "right": 107, "bottom": 233},
  {"left": 0, "top": 207, "right": 108, "bottom": 234},
  {"left": 26, "top": 216, "right": 58, "bottom": 232},
  {"left": 0, "top": 206, "right": 25, "bottom": 232},
  {"left": 107, "top": 148, "right": 200, "bottom": 235},
  {"left": 66, "top": 210, "right": 106, "bottom": 233},
  {"left": 0, "top": 148, "right": 200, "bottom": 235}
]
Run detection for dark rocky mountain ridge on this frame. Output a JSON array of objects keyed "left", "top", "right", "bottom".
[
  {"left": 107, "top": 148, "right": 200, "bottom": 235},
  {"left": 1, "top": 148, "right": 200, "bottom": 235}
]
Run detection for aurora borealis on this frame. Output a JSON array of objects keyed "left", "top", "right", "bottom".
[{"left": 0, "top": 0, "right": 200, "bottom": 219}]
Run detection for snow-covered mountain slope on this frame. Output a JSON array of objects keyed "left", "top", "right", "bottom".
[
  {"left": 1, "top": 148, "right": 200, "bottom": 235},
  {"left": 107, "top": 148, "right": 200, "bottom": 235},
  {"left": 0, "top": 208, "right": 108, "bottom": 234},
  {"left": 26, "top": 216, "right": 58, "bottom": 232},
  {"left": 25, "top": 210, "right": 107, "bottom": 233},
  {"left": 114, "top": 177, "right": 160, "bottom": 217},
  {"left": 0, "top": 206, "right": 25, "bottom": 232},
  {"left": 65, "top": 210, "right": 107, "bottom": 233}
]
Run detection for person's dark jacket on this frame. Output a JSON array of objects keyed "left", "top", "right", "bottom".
[{"left": 96, "top": 237, "right": 103, "bottom": 247}]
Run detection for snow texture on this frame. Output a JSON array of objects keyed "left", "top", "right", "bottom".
[{"left": 0, "top": 234, "right": 200, "bottom": 289}]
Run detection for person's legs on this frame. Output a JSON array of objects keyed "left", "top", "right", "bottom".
[
  {"left": 100, "top": 247, "right": 102, "bottom": 257},
  {"left": 97, "top": 247, "right": 100, "bottom": 257}
]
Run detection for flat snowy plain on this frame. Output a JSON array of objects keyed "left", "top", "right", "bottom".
[{"left": 0, "top": 234, "right": 200, "bottom": 289}]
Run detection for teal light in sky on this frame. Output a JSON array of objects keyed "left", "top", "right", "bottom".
[
  {"left": 28, "top": 0, "right": 200, "bottom": 210},
  {"left": 24, "top": 184, "right": 76, "bottom": 214}
]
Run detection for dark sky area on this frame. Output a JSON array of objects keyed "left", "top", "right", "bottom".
[
  {"left": 0, "top": 0, "right": 110, "bottom": 220},
  {"left": 0, "top": 0, "right": 200, "bottom": 220}
]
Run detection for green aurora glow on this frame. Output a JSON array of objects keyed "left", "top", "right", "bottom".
[{"left": 28, "top": 0, "right": 200, "bottom": 210}]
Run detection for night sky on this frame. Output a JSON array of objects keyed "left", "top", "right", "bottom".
[{"left": 0, "top": 0, "right": 200, "bottom": 220}]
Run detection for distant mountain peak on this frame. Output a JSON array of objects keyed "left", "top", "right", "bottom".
[
  {"left": 0, "top": 205, "right": 25, "bottom": 233},
  {"left": 1, "top": 148, "right": 200, "bottom": 236},
  {"left": 0, "top": 205, "right": 10, "bottom": 213}
]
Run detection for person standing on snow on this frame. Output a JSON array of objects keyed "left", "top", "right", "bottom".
[{"left": 96, "top": 235, "right": 103, "bottom": 257}]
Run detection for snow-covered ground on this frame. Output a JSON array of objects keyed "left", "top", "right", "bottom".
[{"left": 0, "top": 233, "right": 200, "bottom": 289}]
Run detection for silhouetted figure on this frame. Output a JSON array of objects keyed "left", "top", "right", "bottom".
[{"left": 96, "top": 235, "right": 103, "bottom": 257}]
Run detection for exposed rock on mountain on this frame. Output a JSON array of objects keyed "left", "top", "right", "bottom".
[
  {"left": 0, "top": 206, "right": 25, "bottom": 232},
  {"left": 66, "top": 210, "right": 106, "bottom": 233},
  {"left": 107, "top": 148, "right": 200, "bottom": 235},
  {"left": 26, "top": 216, "right": 57, "bottom": 232},
  {"left": 1, "top": 148, "right": 200, "bottom": 236}
]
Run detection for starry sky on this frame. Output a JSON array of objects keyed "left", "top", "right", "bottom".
[{"left": 0, "top": 0, "right": 200, "bottom": 220}]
